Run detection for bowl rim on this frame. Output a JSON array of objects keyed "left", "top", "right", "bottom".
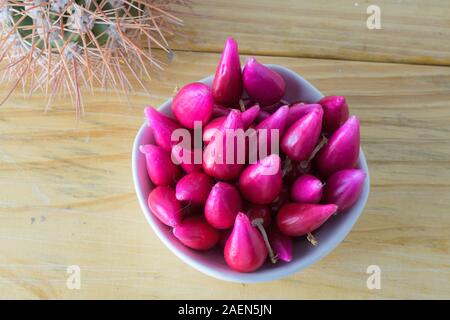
[{"left": 131, "top": 64, "right": 370, "bottom": 283}]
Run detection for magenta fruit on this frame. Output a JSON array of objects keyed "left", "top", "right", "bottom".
[
  {"left": 172, "top": 82, "right": 213, "bottom": 129},
  {"left": 319, "top": 96, "right": 349, "bottom": 134},
  {"left": 144, "top": 107, "right": 181, "bottom": 152},
  {"left": 205, "top": 182, "right": 242, "bottom": 229},
  {"left": 269, "top": 225, "right": 293, "bottom": 262},
  {"left": 290, "top": 174, "right": 323, "bottom": 204},
  {"left": 203, "top": 110, "right": 245, "bottom": 180},
  {"left": 212, "top": 37, "right": 243, "bottom": 106},
  {"left": 203, "top": 104, "right": 260, "bottom": 144},
  {"left": 281, "top": 107, "right": 323, "bottom": 162},
  {"left": 224, "top": 213, "right": 268, "bottom": 272},
  {"left": 324, "top": 169, "right": 366, "bottom": 212},
  {"left": 241, "top": 104, "right": 261, "bottom": 128},
  {"left": 276, "top": 203, "right": 338, "bottom": 237},
  {"left": 148, "top": 186, "right": 183, "bottom": 227},
  {"left": 239, "top": 154, "right": 282, "bottom": 205},
  {"left": 316, "top": 116, "right": 360, "bottom": 177},
  {"left": 171, "top": 146, "right": 203, "bottom": 173},
  {"left": 175, "top": 172, "right": 213, "bottom": 205},
  {"left": 140, "top": 144, "right": 180, "bottom": 186},
  {"left": 243, "top": 58, "right": 286, "bottom": 106},
  {"left": 203, "top": 116, "right": 225, "bottom": 144},
  {"left": 254, "top": 105, "right": 289, "bottom": 156},
  {"left": 173, "top": 216, "right": 219, "bottom": 250},
  {"left": 286, "top": 103, "right": 322, "bottom": 127}
]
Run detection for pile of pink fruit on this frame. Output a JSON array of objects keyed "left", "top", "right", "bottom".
[{"left": 140, "top": 38, "right": 365, "bottom": 273}]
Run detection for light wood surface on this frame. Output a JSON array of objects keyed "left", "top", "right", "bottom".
[
  {"left": 1, "top": 1, "right": 450, "bottom": 299},
  {"left": 175, "top": 0, "right": 450, "bottom": 66}
]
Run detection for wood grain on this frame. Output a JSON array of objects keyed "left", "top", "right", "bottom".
[
  {"left": 173, "top": 0, "right": 450, "bottom": 66},
  {"left": 0, "top": 50, "right": 449, "bottom": 299}
]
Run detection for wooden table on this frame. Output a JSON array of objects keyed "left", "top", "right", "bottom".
[{"left": 0, "top": 0, "right": 449, "bottom": 299}]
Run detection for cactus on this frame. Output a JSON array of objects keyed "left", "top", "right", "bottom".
[{"left": 0, "top": 0, "right": 189, "bottom": 116}]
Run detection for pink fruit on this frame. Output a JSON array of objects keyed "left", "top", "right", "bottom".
[
  {"left": 243, "top": 58, "right": 286, "bottom": 106},
  {"left": 212, "top": 38, "right": 243, "bottom": 106},
  {"left": 203, "top": 105, "right": 260, "bottom": 144},
  {"left": 254, "top": 105, "right": 289, "bottom": 157},
  {"left": 175, "top": 172, "right": 213, "bottom": 205},
  {"left": 276, "top": 203, "right": 338, "bottom": 236},
  {"left": 239, "top": 154, "right": 282, "bottom": 205},
  {"left": 172, "top": 82, "right": 213, "bottom": 129},
  {"left": 269, "top": 225, "right": 293, "bottom": 262},
  {"left": 205, "top": 182, "right": 242, "bottom": 229},
  {"left": 286, "top": 103, "right": 322, "bottom": 127},
  {"left": 173, "top": 216, "right": 219, "bottom": 250},
  {"left": 203, "top": 110, "right": 245, "bottom": 180},
  {"left": 319, "top": 96, "right": 349, "bottom": 134},
  {"left": 203, "top": 116, "right": 226, "bottom": 144},
  {"left": 246, "top": 205, "right": 272, "bottom": 228},
  {"left": 148, "top": 186, "right": 182, "bottom": 227},
  {"left": 324, "top": 169, "right": 366, "bottom": 212},
  {"left": 140, "top": 144, "right": 180, "bottom": 186},
  {"left": 241, "top": 104, "right": 261, "bottom": 128},
  {"left": 281, "top": 107, "right": 323, "bottom": 161},
  {"left": 171, "top": 146, "right": 203, "bottom": 173},
  {"left": 291, "top": 174, "right": 323, "bottom": 204},
  {"left": 224, "top": 213, "right": 268, "bottom": 272},
  {"left": 316, "top": 116, "right": 360, "bottom": 177},
  {"left": 144, "top": 107, "right": 181, "bottom": 152}
]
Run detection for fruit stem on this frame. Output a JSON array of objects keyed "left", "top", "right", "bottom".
[
  {"left": 300, "top": 135, "right": 328, "bottom": 169},
  {"left": 307, "top": 232, "right": 318, "bottom": 246},
  {"left": 239, "top": 99, "right": 246, "bottom": 112},
  {"left": 252, "top": 218, "right": 278, "bottom": 264}
]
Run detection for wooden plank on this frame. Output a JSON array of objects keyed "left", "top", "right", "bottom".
[
  {"left": 173, "top": 0, "right": 450, "bottom": 65},
  {"left": 0, "top": 51, "right": 449, "bottom": 298}
]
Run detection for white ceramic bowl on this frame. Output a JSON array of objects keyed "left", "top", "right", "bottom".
[{"left": 132, "top": 65, "right": 370, "bottom": 283}]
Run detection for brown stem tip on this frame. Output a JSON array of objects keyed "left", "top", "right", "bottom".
[
  {"left": 252, "top": 218, "right": 278, "bottom": 264},
  {"left": 307, "top": 232, "right": 318, "bottom": 246}
]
